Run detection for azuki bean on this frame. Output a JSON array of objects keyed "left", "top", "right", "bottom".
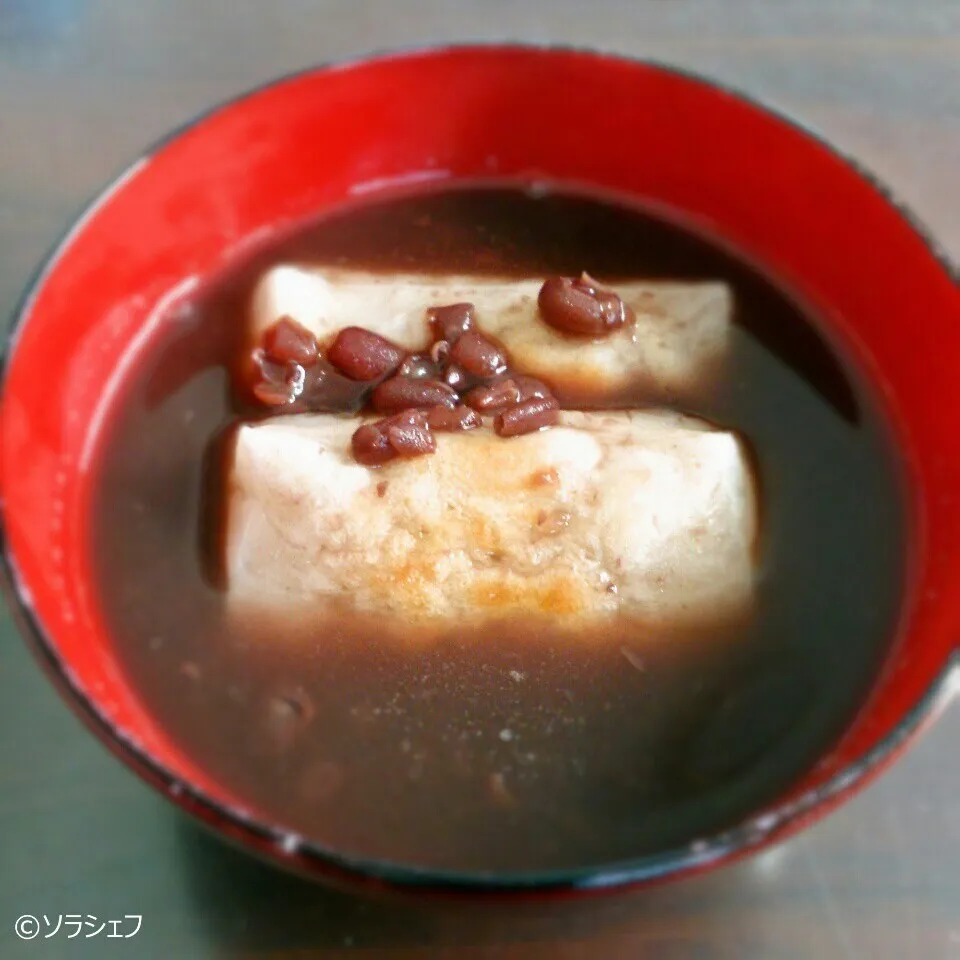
[
  {"left": 385, "top": 411, "right": 436, "bottom": 457},
  {"left": 449, "top": 330, "right": 508, "bottom": 377},
  {"left": 253, "top": 377, "right": 295, "bottom": 407},
  {"left": 427, "top": 404, "right": 482, "bottom": 432},
  {"left": 430, "top": 339, "right": 451, "bottom": 365},
  {"left": 262, "top": 316, "right": 319, "bottom": 366},
  {"left": 443, "top": 364, "right": 469, "bottom": 391},
  {"left": 465, "top": 375, "right": 554, "bottom": 411},
  {"left": 494, "top": 396, "right": 560, "bottom": 437},
  {"left": 463, "top": 378, "right": 521, "bottom": 412},
  {"left": 513, "top": 375, "right": 553, "bottom": 401},
  {"left": 327, "top": 327, "right": 405, "bottom": 381},
  {"left": 371, "top": 377, "right": 458, "bottom": 413},
  {"left": 293, "top": 359, "right": 368, "bottom": 413},
  {"left": 427, "top": 302, "right": 475, "bottom": 343},
  {"left": 351, "top": 423, "right": 395, "bottom": 465},
  {"left": 253, "top": 383, "right": 294, "bottom": 406},
  {"left": 251, "top": 351, "right": 304, "bottom": 406},
  {"left": 398, "top": 353, "right": 438, "bottom": 380},
  {"left": 538, "top": 273, "right": 635, "bottom": 336}
]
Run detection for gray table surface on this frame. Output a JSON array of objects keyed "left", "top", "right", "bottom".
[{"left": 2, "top": 2, "right": 959, "bottom": 957}]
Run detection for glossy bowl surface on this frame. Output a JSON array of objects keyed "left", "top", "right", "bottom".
[{"left": 2, "top": 44, "right": 959, "bottom": 898}]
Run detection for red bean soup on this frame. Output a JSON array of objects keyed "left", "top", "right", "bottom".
[{"left": 89, "top": 184, "right": 905, "bottom": 872}]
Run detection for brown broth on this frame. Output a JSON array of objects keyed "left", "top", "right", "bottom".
[{"left": 89, "top": 185, "right": 906, "bottom": 873}]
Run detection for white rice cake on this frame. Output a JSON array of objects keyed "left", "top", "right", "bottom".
[
  {"left": 250, "top": 267, "right": 733, "bottom": 399},
  {"left": 224, "top": 410, "right": 757, "bottom": 629}
]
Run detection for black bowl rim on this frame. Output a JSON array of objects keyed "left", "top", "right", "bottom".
[{"left": 2, "top": 41, "right": 958, "bottom": 898}]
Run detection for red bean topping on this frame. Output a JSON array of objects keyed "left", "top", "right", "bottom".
[
  {"left": 464, "top": 375, "right": 554, "bottom": 412},
  {"left": 494, "top": 396, "right": 560, "bottom": 437},
  {"left": 351, "top": 423, "right": 395, "bottom": 466},
  {"left": 385, "top": 410, "right": 436, "bottom": 458},
  {"left": 292, "top": 359, "right": 368, "bottom": 413},
  {"left": 251, "top": 350, "right": 305, "bottom": 406},
  {"left": 262, "top": 316, "right": 319, "bottom": 366},
  {"left": 382, "top": 409, "right": 425, "bottom": 427},
  {"left": 251, "top": 303, "right": 566, "bottom": 464},
  {"left": 371, "top": 376, "right": 458, "bottom": 414},
  {"left": 513, "top": 375, "right": 553, "bottom": 401},
  {"left": 428, "top": 302, "right": 475, "bottom": 343},
  {"left": 430, "top": 339, "right": 451, "bottom": 365},
  {"left": 449, "top": 330, "right": 508, "bottom": 377},
  {"left": 463, "top": 378, "right": 522, "bottom": 412},
  {"left": 252, "top": 348, "right": 280, "bottom": 377},
  {"left": 253, "top": 379, "right": 295, "bottom": 407},
  {"left": 427, "top": 404, "right": 482, "bottom": 432},
  {"left": 327, "top": 327, "right": 405, "bottom": 381},
  {"left": 443, "top": 363, "right": 469, "bottom": 391},
  {"left": 538, "top": 273, "right": 635, "bottom": 336},
  {"left": 376, "top": 481, "right": 389, "bottom": 498},
  {"left": 398, "top": 353, "right": 438, "bottom": 380}
]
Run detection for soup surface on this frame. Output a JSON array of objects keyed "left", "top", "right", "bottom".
[{"left": 90, "top": 185, "right": 906, "bottom": 872}]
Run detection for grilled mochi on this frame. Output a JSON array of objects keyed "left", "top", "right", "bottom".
[
  {"left": 224, "top": 410, "right": 757, "bottom": 629},
  {"left": 250, "top": 266, "right": 733, "bottom": 401}
]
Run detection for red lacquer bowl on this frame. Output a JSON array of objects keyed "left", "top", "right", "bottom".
[{"left": 2, "top": 45, "right": 959, "bottom": 899}]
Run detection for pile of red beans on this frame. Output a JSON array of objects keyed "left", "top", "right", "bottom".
[{"left": 249, "top": 274, "right": 633, "bottom": 466}]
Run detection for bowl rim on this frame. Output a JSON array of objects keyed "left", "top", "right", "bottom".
[{"left": 2, "top": 41, "right": 959, "bottom": 898}]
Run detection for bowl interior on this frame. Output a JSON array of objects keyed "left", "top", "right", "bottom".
[{"left": 3, "top": 45, "right": 959, "bottom": 884}]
